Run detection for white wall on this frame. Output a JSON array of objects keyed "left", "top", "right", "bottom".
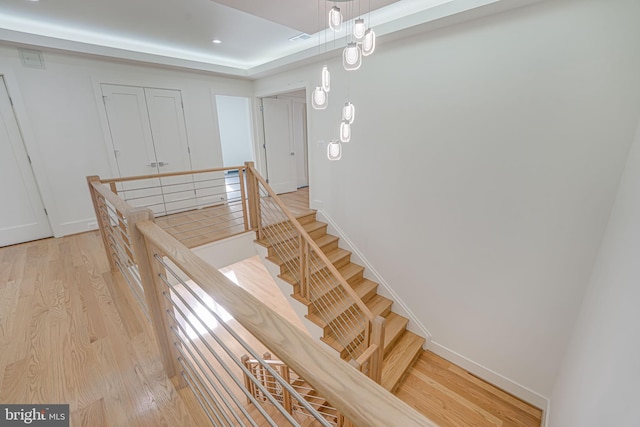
[
  {"left": 215, "top": 94, "right": 254, "bottom": 167},
  {"left": 254, "top": 0, "right": 640, "bottom": 401},
  {"left": 0, "top": 45, "right": 252, "bottom": 237},
  {"left": 548, "top": 120, "right": 640, "bottom": 426}
]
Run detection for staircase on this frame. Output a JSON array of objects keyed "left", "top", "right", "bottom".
[{"left": 256, "top": 211, "right": 425, "bottom": 392}]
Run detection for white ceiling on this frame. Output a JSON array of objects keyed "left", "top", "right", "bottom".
[{"left": 0, "top": 0, "right": 536, "bottom": 78}]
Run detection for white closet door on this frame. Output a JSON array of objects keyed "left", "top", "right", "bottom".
[
  {"left": 143, "top": 88, "right": 194, "bottom": 215},
  {"left": 262, "top": 98, "right": 296, "bottom": 194},
  {"left": 101, "top": 84, "right": 193, "bottom": 216},
  {"left": 101, "top": 84, "right": 158, "bottom": 177},
  {"left": 0, "top": 77, "right": 52, "bottom": 246}
]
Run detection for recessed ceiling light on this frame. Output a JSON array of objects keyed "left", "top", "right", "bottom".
[{"left": 212, "top": 39, "right": 222, "bottom": 44}]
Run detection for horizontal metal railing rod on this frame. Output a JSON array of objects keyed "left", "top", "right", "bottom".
[
  {"left": 158, "top": 263, "right": 326, "bottom": 427},
  {"left": 136, "top": 219, "right": 436, "bottom": 427}
]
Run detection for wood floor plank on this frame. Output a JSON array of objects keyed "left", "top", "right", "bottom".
[{"left": 71, "top": 398, "right": 108, "bottom": 427}]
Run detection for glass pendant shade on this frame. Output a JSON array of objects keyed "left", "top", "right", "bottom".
[
  {"left": 327, "top": 139, "right": 342, "bottom": 161},
  {"left": 342, "top": 102, "right": 355, "bottom": 124},
  {"left": 311, "top": 87, "right": 328, "bottom": 110},
  {"left": 353, "top": 18, "right": 366, "bottom": 42},
  {"left": 321, "top": 66, "right": 330, "bottom": 92},
  {"left": 362, "top": 29, "right": 376, "bottom": 56},
  {"left": 329, "top": 6, "right": 342, "bottom": 32},
  {"left": 339, "top": 121, "right": 351, "bottom": 142},
  {"left": 343, "top": 43, "right": 362, "bottom": 71}
]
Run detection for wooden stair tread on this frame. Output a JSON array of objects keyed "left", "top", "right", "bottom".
[
  {"left": 383, "top": 312, "right": 409, "bottom": 356},
  {"left": 266, "top": 233, "right": 339, "bottom": 263},
  {"left": 280, "top": 261, "right": 364, "bottom": 288},
  {"left": 268, "top": 247, "right": 351, "bottom": 273},
  {"left": 319, "top": 294, "right": 393, "bottom": 353},
  {"left": 306, "top": 279, "right": 378, "bottom": 325},
  {"left": 310, "top": 294, "right": 392, "bottom": 330},
  {"left": 256, "top": 220, "right": 327, "bottom": 247},
  {"left": 381, "top": 331, "right": 425, "bottom": 392}
]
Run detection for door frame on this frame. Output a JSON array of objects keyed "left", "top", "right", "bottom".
[
  {"left": 254, "top": 82, "right": 311, "bottom": 189},
  {"left": 0, "top": 71, "right": 55, "bottom": 238}
]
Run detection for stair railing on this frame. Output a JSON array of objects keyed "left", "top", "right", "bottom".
[
  {"left": 242, "top": 352, "right": 345, "bottom": 426},
  {"left": 87, "top": 176, "right": 150, "bottom": 319},
  {"left": 132, "top": 216, "right": 436, "bottom": 427},
  {"left": 96, "top": 166, "right": 251, "bottom": 248},
  {"left": 244, "top": 163, "right": 384, "bottom": 380}
]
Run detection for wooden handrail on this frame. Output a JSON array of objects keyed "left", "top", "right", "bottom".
[
  {"left": 90, "top": 180, "right": 137, "bottom": 217},
  {"left": 135, "top": 220, "right": 436, "bottom": 427},
  {"left": 98, "top": 165, "right": 246, "bottom": 184},
  {"left": 245, "top": 163, "right": 375, "bottom": 324}
]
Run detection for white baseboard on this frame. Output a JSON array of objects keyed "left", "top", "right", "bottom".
[
  {"left": 315, "top": 209, "right": 433, "bottom": 343},
  {"left": 56, "top": 217, "right": 99, "bottom": 237},
  {"left": 429, "top": 341, "right": 550, "bottom": 413}
]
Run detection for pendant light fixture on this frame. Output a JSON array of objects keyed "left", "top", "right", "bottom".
[
  {"left": 314, "top": 0, "right": 378, "bottom": 160},
  {"left": 329, "top": 6, "right": 342, "bottom": 32},
  {"left": 312, "top": 86, "right": 328, "bottom": 110},
  {"left": 343, "top": 42, "right": 362, "bottom": 71},
  {"left": 327, "top": 139, "right": 342, "bottom": 161},
  {"left": 321, "top": 65, "right": 331, "bottom": 92},
  {"left": 353, "top": 18, "right": 366, "bottom": 42},
  {"left": 342, "top": 102, "right": 355, "bottom": 124},
  {"left": 339, "top": 121, "right": 352, "bottom": 142},
  {"left": 362, "top": 28, "right": 376, "bottom": 56}
]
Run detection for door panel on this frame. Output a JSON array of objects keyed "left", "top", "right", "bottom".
[
  {"left": 0, "top": 77, "right": 52, "bottom": 246},
  {"left": 262, "top": 98, "right": 296, "bottom": 194},
  {"left": 144, "top": 88, "right": 195, "bottom": 215},
  {"left": 101, "top": 84, "right": 157, "bottom": 176}
]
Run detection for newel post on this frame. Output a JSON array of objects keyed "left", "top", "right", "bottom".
[
  {"left": 245, "top": 161, "right": 262, "bottom": 240},
  {"left": 370, "top": 316, "right": 386, "bottom": 384},
  {"left": 128, "top": 208, "right": 185, "bottom": 388},
  {"left": 87, "top": 175, "right": 117, "bottom": 271}
]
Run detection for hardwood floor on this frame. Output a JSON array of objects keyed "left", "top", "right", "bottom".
[
  {"left": 396, "top": 352, "right": 542, "bottom": 426},
  {"left": 0, "top": 232, "right": 209, "bottom": 426}
]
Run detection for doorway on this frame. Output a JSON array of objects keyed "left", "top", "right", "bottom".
[
  {"left": 0, "top": 76, "right": 52, "bottom": 246},
  {"left": 260, "top": 89, "right": 309, "bottom": 195}
]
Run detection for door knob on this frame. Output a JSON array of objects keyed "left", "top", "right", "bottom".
[
  {"left": 158, "top": 161, "right": 169, "bottom": 166},
  {"left": 148, "top": 162, "right": 157, "bottom": 167},
  {"left": 290, "top": 152, "right": 295, "bottom": 156}
]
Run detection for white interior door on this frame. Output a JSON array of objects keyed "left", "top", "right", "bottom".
[
  {"left": 144, "top": 88, "right": 195, "bottom": 215},
  {"left": 101, "top": 84, "right": 157, "bottom": 176},
  {"left": 262, "top": 97, "right": 296, "bottom": 194},
  {"left": 0, "top": 76, "right": 52, "bottom": 246}
]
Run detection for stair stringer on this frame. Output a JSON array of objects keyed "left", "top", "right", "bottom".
[
  {"left": 315, "top": 209, "right": 433, "bottom": 344},
  {"left": 254, "top": 242, "right": 324, "bottom": 342}
]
